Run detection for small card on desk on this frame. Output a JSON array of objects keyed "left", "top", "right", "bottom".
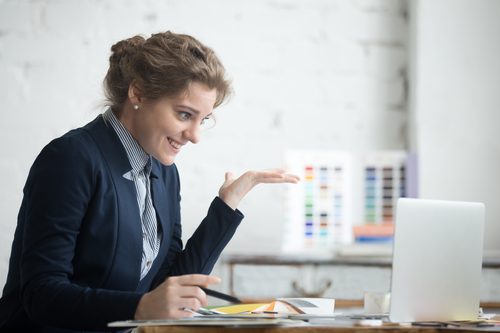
[{"left": 211, "top": 298, "right": 335, "bottom": 316}]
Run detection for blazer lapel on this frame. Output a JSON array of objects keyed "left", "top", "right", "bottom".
[
  {"left": 83, "top": 115, "right": 143, "bottom": 287},
  {"left": 150, "top": 161, "right": 172, "bottom": 251}
]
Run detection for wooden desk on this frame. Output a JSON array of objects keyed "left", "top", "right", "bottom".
[
  {"left": 138, "top": 322, "right": 500, "bottom": 333},
  {"left": 137, "top": 314, "right": 500, "bottom": 333}
]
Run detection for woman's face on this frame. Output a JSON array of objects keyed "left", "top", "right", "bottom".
[{"left": 132, "top": 82, "right": 217, "bottom": 166}]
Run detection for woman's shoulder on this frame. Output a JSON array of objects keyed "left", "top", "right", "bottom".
[
  {"left": 48, "top": 128, "right": 97, "bottom": 156},
  {"left": 37, "top": 117, "right": 105, "bottom": 167}
]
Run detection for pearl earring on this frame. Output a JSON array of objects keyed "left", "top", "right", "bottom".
[{"left": 133, "top": 105, "right": 139, "bottom": 110}]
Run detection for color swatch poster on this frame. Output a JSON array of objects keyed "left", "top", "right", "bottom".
[
  {"left": 282, "top": 150, "right": 412, "bottom": 254},
  {"left": 360, "top": 151, "right": 408, "bottom": 225},
  {"left": 282, "top": 151, "right": 353, "bottom": 254}
]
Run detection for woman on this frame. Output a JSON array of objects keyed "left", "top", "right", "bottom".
[{"left": 0, "top": 31, "right": 298, "bottom": 332}]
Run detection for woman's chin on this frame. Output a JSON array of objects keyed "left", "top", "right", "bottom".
[{"left": 156, "top": 154, "right": 176, "bottom": 166}]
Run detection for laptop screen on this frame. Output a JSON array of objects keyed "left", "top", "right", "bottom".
[{"left": 389, "top": 198, "right": 485, "bottom": 322}]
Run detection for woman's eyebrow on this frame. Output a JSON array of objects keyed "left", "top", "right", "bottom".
[{"left": 176, "top": 105, "right": 200, "bottom": 114}]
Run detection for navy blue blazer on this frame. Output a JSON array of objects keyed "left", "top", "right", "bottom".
[{"left": 0, "top": 115, "right": 243, "bottom": 332}]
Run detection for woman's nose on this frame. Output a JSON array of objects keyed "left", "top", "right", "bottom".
[{"left": 184, "top": 122, "right": 201, "bottom": 144}]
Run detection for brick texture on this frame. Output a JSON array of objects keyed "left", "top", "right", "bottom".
[{"left": 0, "top": 0, "right": 408, "bottom": 287}]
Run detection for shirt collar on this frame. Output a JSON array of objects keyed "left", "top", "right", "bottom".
[{"left": 102, "top": 108, "right": 151, "bottom": 176}]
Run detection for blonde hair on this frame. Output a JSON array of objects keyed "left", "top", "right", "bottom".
[{"left": 104, "top": 31, "right": 231, "bottom": 111}]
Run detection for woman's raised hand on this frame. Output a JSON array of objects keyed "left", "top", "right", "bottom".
[{"left": 218, "top": 169, "right": 300, "bottom": 210}]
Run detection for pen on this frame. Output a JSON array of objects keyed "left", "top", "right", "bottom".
[{"left": 200, "top": 287, "right": 242, "bottom": 304}]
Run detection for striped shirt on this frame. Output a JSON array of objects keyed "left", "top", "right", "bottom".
[{"left": 103, "top": 109, "right": 161, "bottom": 280}]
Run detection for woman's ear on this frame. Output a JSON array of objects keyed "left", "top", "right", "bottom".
[{"left": 128, "top": 81, "right": 143, "bottom": 106}]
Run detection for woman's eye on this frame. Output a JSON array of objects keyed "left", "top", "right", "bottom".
[{"left": 178, "top": 112, "right": 191, "bottom": 121}]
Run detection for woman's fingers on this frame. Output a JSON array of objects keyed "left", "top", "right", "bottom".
[
  {"left": 168, "top": 274, "right": 221, "bottom": 308},
  {"left": 218, "top": 169, "right": 300, "bottom": 210},
  {"left": 177, "top": 295, "right": 203, "bottom": 310},
  {"left": 258, "top": 173, "right": 300, "bottom": 183},
  {"left": 135, "top": 274, "right": 220, "bottom": 320},
  {"left": 175, "top": 286, "right": 207, "bottom": 306},
  {"left": 246, "top": 170, "right": 300, "bottom": 184},
  {"left": 225, "top": 171, "right": 235, "bottom": 182}
]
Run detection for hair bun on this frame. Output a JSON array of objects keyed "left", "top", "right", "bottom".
[
  {"left": 109, "top": 35, "right": 145, "bottom": 65},
  {"left": 104, "top": 31, "right": 231, "bottom": 111}
]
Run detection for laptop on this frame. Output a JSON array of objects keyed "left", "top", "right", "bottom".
[{"left": 389, "top": 198, "right": 485, "bottom": 323}]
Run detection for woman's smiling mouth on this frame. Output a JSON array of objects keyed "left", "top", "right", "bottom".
[{"left": 167, "top": 137, "right": 183, "bottom": 151}]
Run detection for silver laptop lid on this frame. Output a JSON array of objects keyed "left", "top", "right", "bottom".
[{"left": 389, "top": 198, "right": 485, "bottom": 322}]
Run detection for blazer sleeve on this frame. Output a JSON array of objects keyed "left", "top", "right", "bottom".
[
  {"left": 152, "top": 167, "right": 244, "bottom": 287},
  {"left": 19, "top": 135, "right": 142, "bottom": 331}
]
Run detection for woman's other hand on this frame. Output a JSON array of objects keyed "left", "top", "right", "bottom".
[
  {"left": 219, "top": 169, "right": 300, "bottom": 210},
  {"left": 134, "top": 274, "right": 220, "bottom": 320}
]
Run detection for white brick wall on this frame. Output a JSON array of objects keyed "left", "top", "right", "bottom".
[{"left": 0, "top": 0, "right": 408, "bottom": 287}]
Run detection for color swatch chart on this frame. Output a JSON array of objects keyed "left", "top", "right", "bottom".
[
  {"left": 362, "top": 152, "right": 407, "bottom": 225},
  {"left": 283, "top": 151, "right": 353, "bottom": 253}
]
